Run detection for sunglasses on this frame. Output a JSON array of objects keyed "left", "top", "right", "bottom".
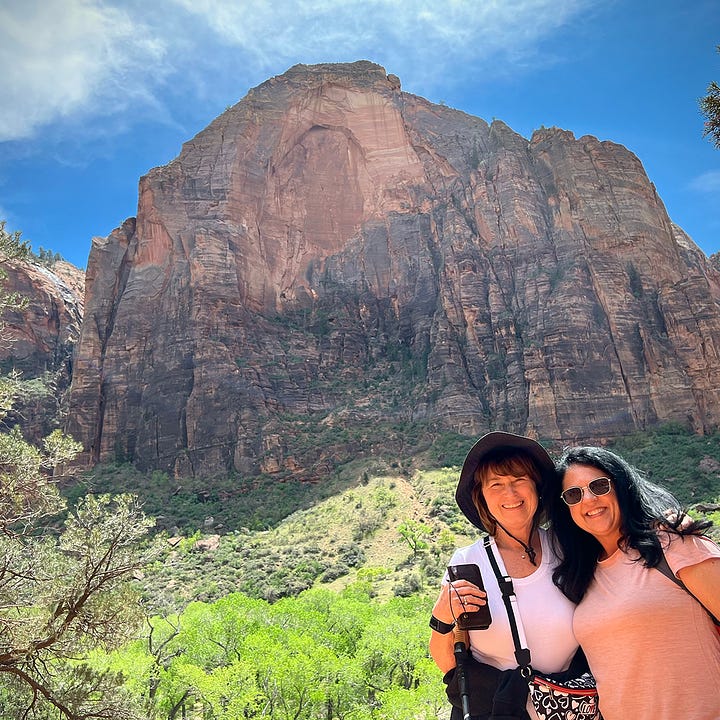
[{"left": 561, "top": 477, "right": 612, "bottom": 506}]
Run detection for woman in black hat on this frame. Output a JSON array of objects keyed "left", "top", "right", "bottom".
[{"left": 429, "top": 432, "right": 580, "bottom": 720}]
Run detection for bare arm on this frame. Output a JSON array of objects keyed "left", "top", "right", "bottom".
[
  {"left": 428, "top": 579, "right": 487, "bottom": 673},
  {"left": 429, "top": 622, "right": 457, "bottom": 673},
  {"left": 677, "top": 557, "right": 720, "bottom": 619}
]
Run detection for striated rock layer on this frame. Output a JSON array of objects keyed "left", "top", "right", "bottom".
[
  {"left": 1, "top": 259, "right": 84, "bottom": 439},
  {"left": 65, "top": 61, "right": 720, "bottom": 476}
]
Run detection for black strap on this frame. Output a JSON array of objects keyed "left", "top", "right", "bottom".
[
  {"left": 483, "top": 537, "right": 532, "bottom": 670},
  {"left": 492, "top": 520, "right": 537, "bottom": 566},
  {"left": 655, "top": 550, "right": 719, "bottom": 625}
]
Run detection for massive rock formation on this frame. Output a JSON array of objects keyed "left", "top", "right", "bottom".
[
  {"left": 1, "top": 259, "right": 84, "bottom": 439},
  {"left": 65, "top": 61, "right": 720, "bottom": 477}
]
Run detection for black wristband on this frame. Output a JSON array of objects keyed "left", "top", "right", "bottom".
[{"left": 429, "top": 615, "right": 455, "bottom": 634}]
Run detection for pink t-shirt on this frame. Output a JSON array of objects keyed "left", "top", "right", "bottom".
[{"left": 573, "top": 532, "right": 720, "bottom": 720}]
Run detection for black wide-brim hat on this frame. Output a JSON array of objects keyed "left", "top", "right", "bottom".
[{"left": 455, "top": 431, "right": 556, "bottom": 530}]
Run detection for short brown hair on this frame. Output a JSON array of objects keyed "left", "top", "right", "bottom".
[{"left": 470, "top": 450, "right": 543, "bottom": 535}]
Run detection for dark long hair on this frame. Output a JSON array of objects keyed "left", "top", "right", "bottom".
[{"left": 548, "top": 445, "right": 712, "bottom": 603}]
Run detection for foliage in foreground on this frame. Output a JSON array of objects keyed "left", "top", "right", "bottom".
[
  {"left": 38, "top": 429, "right": 720, "bottom": 719},
  {"left": 0, "top": 494, "right": 158, "bottom": 720},
  {"left": 91, "top": 587, "right": 445, "bottom": 720},
  {"left": 0, "top": 221, "right": 155, "bottom": 719}
]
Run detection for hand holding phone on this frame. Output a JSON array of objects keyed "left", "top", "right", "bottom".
[{"left": 447, "top": 562, "right": 492, "bottom": 630}]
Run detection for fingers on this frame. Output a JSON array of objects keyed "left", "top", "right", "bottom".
[
  {"left": 449, "top": 580, "right": 487, "bottom": 611},
  {"left": 432, "top": 580, "right": 488, "bottom": 623}
]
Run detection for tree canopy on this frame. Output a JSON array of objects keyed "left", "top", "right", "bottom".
[
  {"left": 92, "top": 588, "right": 445, "bottom": 720},
  {"left": 700, "top": 45, "right": 720, "bottom": 148}
]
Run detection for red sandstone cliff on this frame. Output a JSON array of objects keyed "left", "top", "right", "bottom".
[
  {"left": 1, "top": 259, "right": 84, "bottom": 439},
  {"left": 64, "top": 61, "right": 720, "bottom": 476}
]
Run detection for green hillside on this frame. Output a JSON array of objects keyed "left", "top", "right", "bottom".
[
  {"left": 9, "top": 423, "right": 718, "bottom": 719},
  {"left": 67, "top": 422, "right": 720, "bottom": 615},
  {"left": 136, "top": 468, "right": 472, "bottom": 614},
  {"left": 58, "top": 424, "right": 720, "bottom": 720}
]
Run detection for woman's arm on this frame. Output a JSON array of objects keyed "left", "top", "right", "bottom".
[
  {"left": 428, "top": 579, "right": 487, "bottom": 673},
  {"left": 677, "top": 557, "right": 720, "bottom": 618},
  {"left": 429, "top": 624, "right": 457, "bottom": 673}
]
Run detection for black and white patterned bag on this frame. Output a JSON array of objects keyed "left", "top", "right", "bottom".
[{"left": 528, "top": 670, "right": 601, "bottom": 720}]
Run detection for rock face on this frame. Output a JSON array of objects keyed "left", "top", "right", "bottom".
[
  {"left": 1, "top": 259, "right": 84, "bottom": 439},
  {"left": 65, "top": 61, "right": 720, "bottom": 476}
]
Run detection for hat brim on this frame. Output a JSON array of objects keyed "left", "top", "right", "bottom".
[{"left": 455, "top": 431, "right": 556, "bottom": 530}]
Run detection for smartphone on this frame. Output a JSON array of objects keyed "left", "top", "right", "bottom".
[{"left": 447, "top": 563, "right": 492, "bottom": 630}]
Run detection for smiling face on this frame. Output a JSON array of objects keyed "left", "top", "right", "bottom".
[
  {"left": 478, "top": 465, "right": 539, "bottom": 539},
  {"left": 562, "top": 463, "right": 623, "bottom": 558}
]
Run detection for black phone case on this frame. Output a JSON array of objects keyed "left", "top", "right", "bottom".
[{"left": 447, "top": 562, "right": 492, "bottom": 630}]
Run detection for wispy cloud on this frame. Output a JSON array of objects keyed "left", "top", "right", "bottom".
[
  {"left": 170, "top": 0, "right": 595, "bottom": 84},
  {"left": 0, "top": 0, "right": 167, "bottom": 142},
  {"left": 689, "top": 170, "right": 720, "bottom": 194},
  {"left": 0, "top": 0, "right": 594, "bottom": 143}
]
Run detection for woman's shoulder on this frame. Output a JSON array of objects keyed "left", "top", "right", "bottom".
[
  {"left": 659, "top": 528, "right": 720, "bottom": 568},
  {"left": 448, "top": 536, "right": 490, "bottom": 564}
]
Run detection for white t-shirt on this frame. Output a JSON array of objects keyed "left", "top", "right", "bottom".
[{"left": 445, "top": 528, "right": 578, "bottom": 674}]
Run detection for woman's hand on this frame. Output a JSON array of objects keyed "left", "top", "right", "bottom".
[
  {"left": 431, "top": 579, "right": 489, "bottom": 626},
  {"left": 428, "top": 579, "right": 489, "bottom": 673}
]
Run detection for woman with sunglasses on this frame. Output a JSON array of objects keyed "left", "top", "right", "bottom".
[
  {"left": 429, "top": 432, "right": 581, "bottom": 720},
  {"left": 549, "top": 445, "right": 720, "bottom": 720}
]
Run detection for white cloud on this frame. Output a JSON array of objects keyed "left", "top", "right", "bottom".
[
  {"left": 170, "top": 0, "right": 594, "bottom": 85},
  {"left": 0, "top": 0, "right": 594, "bottom": 142},
  {"left": 0, "top": 0, "right": 167, "bottom": 141},
  {"left": 689, "top": 170, "right": 720, "bottom": 194}
]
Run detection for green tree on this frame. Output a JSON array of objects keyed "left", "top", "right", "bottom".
[
  {"left": 35, "top": 246, "right": 64, "bottom": 268},
  {"left": 0, "top": 220, "right": 154, "bottom": 719},
  {"left": 0, "top": 220, "right": 30, "bottom": 322},
  {"left": 95, "top": 588, "right": 444, "bottom": 720},
  {"left": 398, "top": 519, "right": 431, "bottom": 557},
  {"left": 700, "top": 45, "right": 720, "bottom": 148}
]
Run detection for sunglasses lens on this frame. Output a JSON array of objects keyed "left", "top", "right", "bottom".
[
  {"left": 589, "top": 477, "right": 611, "bottom": 496},
  {"left": 561, "top": 477, "right": 612, "bottom": 505},
  {"left": 561, "top": 487, "right": 583, "bottom": 505}
]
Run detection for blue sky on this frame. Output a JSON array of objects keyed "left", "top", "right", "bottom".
[{"left": 0, "top": 0, "right": 718, "bottom": 269}]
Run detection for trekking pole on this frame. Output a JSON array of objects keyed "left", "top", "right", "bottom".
[{"left": 453, "top": 624, "right": 472, "bottom": 720}]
